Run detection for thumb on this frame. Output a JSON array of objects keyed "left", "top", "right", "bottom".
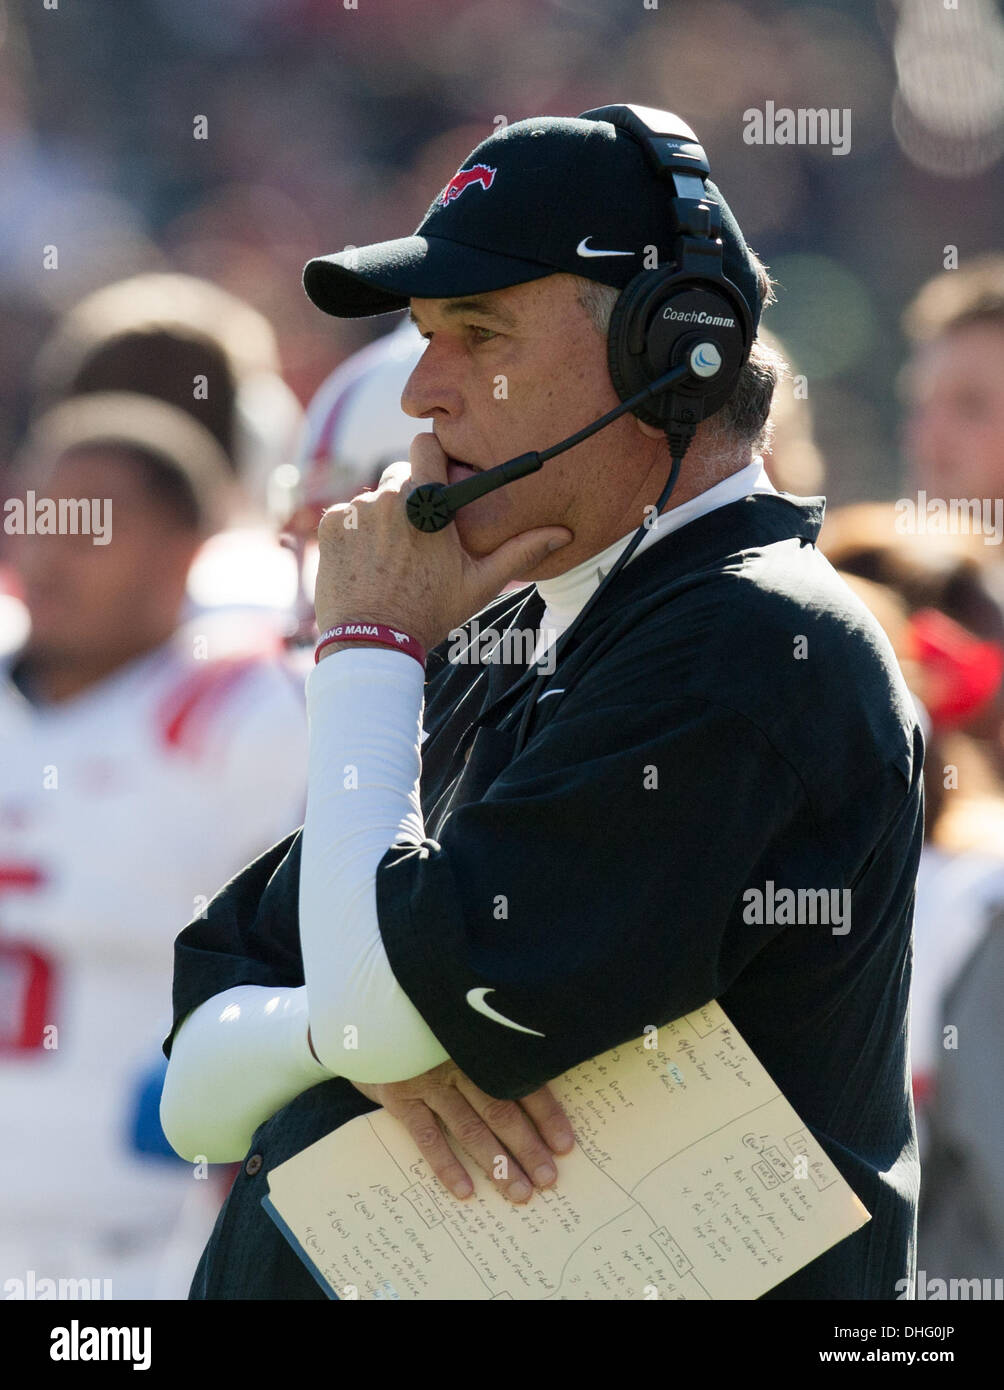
[{"left": 474, "top": 526, "right": 573, "bottom": 592}]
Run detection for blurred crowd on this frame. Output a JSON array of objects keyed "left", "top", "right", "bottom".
[{"left": 1, "top": 0, "right": 1002, "bottom": 1300}]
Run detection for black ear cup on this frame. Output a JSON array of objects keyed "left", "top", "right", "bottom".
[
  {"left": 577, "top": 104, "right": 756, "bottom": 441},
  {"left": 607, "top": 268, "right": 753, "bottom": 431}
]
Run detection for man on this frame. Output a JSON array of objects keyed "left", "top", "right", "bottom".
[
  {"left": 28, "top": 270, "right": 307, "bottom": 646},
  {"left": 162, "top": 109, "right": 924, "bottom": 1300},
  {"left": 0, "top": 393, "right": 307, "bottom": 1298},
  {"left": 901, "top": 254, "right": 1004, "bottom": 519},
  {"left": 32, "top": 270, "right": 304, "bottom": 523},
  {"left": 897, "top": 256, "right": 1004, "bottom": 1293},
  {"left": 899, "top": 255, "right": 1004, "bottom": 780}
]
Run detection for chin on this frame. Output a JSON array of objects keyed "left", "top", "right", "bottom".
[
  {"left": 456, "top": 505, "right": 575, "bottom": 575},
  {"left": 521, "top": 547, "right": 578, "bottom": 583},
  {"left": 451, "top": 503, "right": 508, "bottom": 559}
]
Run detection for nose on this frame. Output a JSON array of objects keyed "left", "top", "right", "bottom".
[{"left": 401, "top": 335, "right": 465, "bottom": 422}]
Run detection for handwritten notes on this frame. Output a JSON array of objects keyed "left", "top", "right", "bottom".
[{"left": 264, "top": 1001, "right": 869, "bottom": 1299}]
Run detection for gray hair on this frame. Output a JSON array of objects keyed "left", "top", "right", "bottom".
[{"left": 571, "top": 261, "right": 786, "bottom": 455}]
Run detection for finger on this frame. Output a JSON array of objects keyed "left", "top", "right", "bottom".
[
  {"left": 517, "top": 1084, "right": 576, "bottom": 1154},
  {"left": 431, "top": 1087, "right": 538, "bottom": 1203},
  {"left": 373, "top": 459, "right": 413, "bottom": 492},
  {"left": 471, "top": 526, "right": 573, "bottom": 594},
  {"left": 318, "top": 501, "right": 356, "bottom": 530},
  {"left": 448, "top": 1079, "right": 560, "bottom": 1200},
  {"left": 408, "top": 429, "right": 450, "bottom": 486},
  {"left": 388, "top": 1096, "right": 475, "bottom": 1200}
]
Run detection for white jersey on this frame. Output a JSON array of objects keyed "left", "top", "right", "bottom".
[
  {"left": 0, "top": 618, "right": 307, "bottom": 1296},
  {"left": 910, "top": 845, "right": 1004, "bottom": 1133}
]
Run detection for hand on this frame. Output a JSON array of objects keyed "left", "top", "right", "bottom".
[
  {"left": 348, "top": 1060, "right": 575, "bottom": 1203},
  {"left": 312, "top": 432, "right": 572, "bottom": 652}
]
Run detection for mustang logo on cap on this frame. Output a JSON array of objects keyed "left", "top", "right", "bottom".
[{"left": 438, "top": 163, "right": 496, "bottom": 206}]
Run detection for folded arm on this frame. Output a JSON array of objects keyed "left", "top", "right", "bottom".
[
  {"left": 160, "top": 645, "right": 579, "bottom": 1196},
  {"left": 160, "top": 648, "right": 450, "bottom": 1163},
  {"left": 160, "top": 983, "right": 332, "bottom": 1163}
]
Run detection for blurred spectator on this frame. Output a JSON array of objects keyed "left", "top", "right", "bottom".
[
  {"left": 821, "top": 503, "right": 1004, "bottom": 787},
  {"left": 21, "top": 272, "right": 307, "bottom": 643},
  {"left": 917, "top": 897, "right": 1004, "bottom": 1284},
  {"left": 822, "top": 505, "right": 1004, "bottom": 1287},
  {"left": 0, "top": 393, "right": 307, "bottom": 1298},
  {"left": 901, "top": 255, "right": 1004, "bottom": 513},
  {"left": 32, "top": 272, "right": 304, "bottom": 522}
]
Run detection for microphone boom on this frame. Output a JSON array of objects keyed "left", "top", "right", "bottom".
[{"left": 405, "top": 359, "right": 697, "bottom": 532}]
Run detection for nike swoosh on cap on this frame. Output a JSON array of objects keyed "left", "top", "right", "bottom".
[
  {"left": 465, "top": 987, "right": 546, "bottom": 1036},
  {"left": 576, "top": 237, "right": 634, "bottom": 258}
]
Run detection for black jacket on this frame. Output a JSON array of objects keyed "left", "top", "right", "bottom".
[{"left": 165, "top": 493, "right": 923, "bottom": 1299}]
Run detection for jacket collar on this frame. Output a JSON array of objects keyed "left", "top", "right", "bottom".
[{"left": 475, "top": 492, "right": 826, "bottom": 725}]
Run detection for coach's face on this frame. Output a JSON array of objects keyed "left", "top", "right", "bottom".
[{"left": 403, "top": 274, "right": 662, "bottom": 579}]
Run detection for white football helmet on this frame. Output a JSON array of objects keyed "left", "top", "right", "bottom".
[{"left": 270, "top": 318, "right": 429, "bottom": 645}]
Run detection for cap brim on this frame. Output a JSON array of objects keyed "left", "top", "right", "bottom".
[{"left": 303, "top": 235, "right": 556, "bottom": 318}]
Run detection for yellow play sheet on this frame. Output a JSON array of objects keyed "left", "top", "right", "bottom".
[{"left": 264, "top": 1001, "right": 869, "bottom": 1300}]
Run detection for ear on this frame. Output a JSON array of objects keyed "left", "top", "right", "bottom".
[{"left": 633, "top": 414, "right": 666, "bottom": 441}]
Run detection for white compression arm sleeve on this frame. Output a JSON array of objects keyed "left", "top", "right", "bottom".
[
  {"left": 298, "top": 647, "right": 449, "bottom": 1081},
  {"left": 160, "top": 648, "right": 448, "bottom": 1163},
  {"left": 160, "top": 984, "right": 333, "bottom": 1163}
]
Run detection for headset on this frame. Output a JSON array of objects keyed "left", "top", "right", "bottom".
[
  {"left": 594, "top": 103, "right": 754, "bottom": 454},
  {"left": 404, "top": 104, "right": 758, "bottom": 751}
]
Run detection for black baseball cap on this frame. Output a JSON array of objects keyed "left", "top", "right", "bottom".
[{"left": 303, "top": 112, "right": 762, "bottom": 331}]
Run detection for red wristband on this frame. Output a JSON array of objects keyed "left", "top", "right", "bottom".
[{"left": 314, "top": 622, "right": 426, "bottom": 667}]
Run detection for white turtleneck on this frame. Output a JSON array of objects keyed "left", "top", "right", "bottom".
[{"left": 161, "top": 459, "right": 776, "bottom": 1159}]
